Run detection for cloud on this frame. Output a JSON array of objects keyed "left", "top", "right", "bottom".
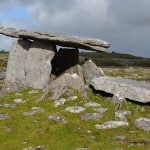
[{"left": 0, "top": 0, "right": 149, "bottom": 57}]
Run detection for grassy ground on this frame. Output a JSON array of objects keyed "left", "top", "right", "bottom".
[{"left": 0, "top": 88, "right": 149, "bottom": 150}]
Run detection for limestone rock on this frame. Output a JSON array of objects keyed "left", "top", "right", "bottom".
[
  {"left": 95, "top": 120, "right": 129, "bottom": 129},
  {"left": 135, "top": 118, "right": 150, "bottom": 132},
  {"left": 81, "top": 113, "right": 103, "bottom": 121},
  {"left": 0, "top": 26, "right": 110, "bottom": 51},
  {"left": 48, "top": 114, "right": 67, "bottom": 124},
  {"left": 93, "top": 107, "right": 108, "bottom": 113},
  {"left": 23, "top": 107, "right": 44, "bottom": 116},
  {"left": 65, "top": 106, "right": 86, "bottom": 113},
  {"left": 84, "top": 102, "right": 101, "bottom": 107},
  {"left": 48, "top": 73, "right": 85, "bottom": 100},
  {"left": 91, "top": 77, "right": 150, "bottom": 103},
  {"left": 115, "top": 110, "right": 131, "bottom": 121},
  {"left": 25, "top": 40, "right": 56, "bottom": 88},
  {"left": 82, "top": 60, "right": 104, "bottom": 84},
  {"left": 0, "top": 113, "right": 8, "bottom": 120},
  {"left": 5, "top": 39, "right": 31, "bottom": 91}
]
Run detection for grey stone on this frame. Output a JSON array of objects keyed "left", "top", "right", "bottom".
[
  {"left": 28, "top": 90, "right": 39, "bottom": 94},
  {"left": 0, "top": 25, "right": 110, "bottom": 51},
  {"left": 54, "top": 98, "right": 66, "bottom": 107},
  {"left": 84, "top": 102, "right": 101, "bottom": 107},
  {"left": 48, "top": 114, "right": 67, "bottom": 124},
  {"left": 95, "top": 120, "right": 129, "bottom": 129},
  {"left": 0, "top": 113, "right": 8, "bottom": 120},
  {"left": 75, "top": 148, "right": 89, "bottom": 150},
  {"left": 23, "top": 107, "right": 44, "bottom": 116},
  {"left": 81, "top": 113, "right": 103, "bottom": 121},
  {"left": 43, "top": 73, "right": 85, "bottom": 100},
  {"left": 22, "top": 145, "right": 44, "bottom": 150},
  {"left": 13, "top": 98, "right": 26, "bottom": 104},
  {"left": 93, "top": 107, "right": 108, "bottom": 113},
  {"left": 115, "top": 110, "right": 131, "bottom": 121},
  {"left": 67, "top": 96, "right": 78, "bottom": 101},
  {"left": 82, "top": 60, "right": 104, "bottom": 85},
  {"left": 65, "top": 106, "right": 86, "bottom": 113},
  {"left": 91, "top": 77, "right": 150, "bottom": 103},
  {"left": 5, "top": 39, "right": 31, "bottom": 91},
  {"left": 25, "top": 40, "right": 56, "bottom": 88},
  {"left": 114, "top": 135, "right": 126, "bottom": 141},
  {"left": 0, "top": 103, "right": 16, "bottom": 108},
  {"left": 135, "top": 118, "right": 150, "bottom": 132}
]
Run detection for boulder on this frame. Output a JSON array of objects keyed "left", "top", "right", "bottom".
[
  {"left": 91, "top": 77, "right": 150, "bottom": 103},
  {"left": 48, "top": 73, "right": 85, "bottom": 100},
  {"left": 82, "top": 60, "right": 104, "bottom": 84},
  {"left": 25, "top": 40, "right": 56, "bottom": 88},
  {"left": 5, "top": 39, "right": 32, "bottom": 91}
]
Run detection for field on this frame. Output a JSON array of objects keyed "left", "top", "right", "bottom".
[{"left": 0, "top": 51, "right": 149, "bottom": 150}]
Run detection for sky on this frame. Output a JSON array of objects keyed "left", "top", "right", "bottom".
[{"left": 0, "top": 0, "right": 150, "bottom": 58}]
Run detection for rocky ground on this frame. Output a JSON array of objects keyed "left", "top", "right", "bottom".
[{"left": 0, "top": 52, "right": 150, "bottom": 149}]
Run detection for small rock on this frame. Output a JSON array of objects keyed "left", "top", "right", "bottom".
[
  {"left": 93, "top": 107, "right": 108, "bottom": 113},
  {"left": 13, "top": 98, "right": 26, "bottom": 104},
  {"left": 75, "top": 148, "right": 89, "bottom": 150},
  {"left": 54, "top": 98, "right": 66, "bottom": 107},
  {"left": 48, "top": 114, "right": 67, "bottom": 124},
  {"left": 135, "top": 118, "right": 150, "bottom": 132},
  {"left": 0, "top": 114, "right": 8, "bottom": 120},
  {"left": 65, "top": 106, "right": 86, "bottom": 113},
  {"left": 114, "top": 135, "right": 126, "bottom": 141},
  {"left": 67, "top": 96, "right": 78, "bottom": 101},
  {"left": 81, "top": 113, "right": 103, "bottom": 121},
  {"left": 95, "top": 120, "right": 129, "bottom": 129},
  {"left": 28, "top": 90, "right": 39, "bottom": 94},
  {"left": 0, "top": 103, "right": 16, "bottom": 108},
  {"left": 115, "top": 110, "right": 131, "bottom": 121},
  {"left": 84, "top": 102, "right": 101, "bottom": 107},
  {"left": 23, "top": 107, "right": 44, "bottom": 116}
]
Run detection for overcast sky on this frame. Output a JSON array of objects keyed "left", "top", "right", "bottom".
[{"left": 0, "top": 0, "right": 150, "bottom": 57}]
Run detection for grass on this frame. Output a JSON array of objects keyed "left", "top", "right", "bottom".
[{"left": 0, "top": 88, "right": 149, "bottom": 150}]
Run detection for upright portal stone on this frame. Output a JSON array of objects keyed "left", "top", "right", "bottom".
[
  {"left": 25, "top": 40, "right": 56, "bottom": 88},
  {"left": 5, "top": 39, "right": 32, "bottom": 89}
]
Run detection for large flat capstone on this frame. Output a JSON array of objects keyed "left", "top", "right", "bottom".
[
  {"left": 0, "top": 26, "right": 110, "bottom": 52},
  {"left": 90, "top": 77, "right": 150, "bottom": 103}
]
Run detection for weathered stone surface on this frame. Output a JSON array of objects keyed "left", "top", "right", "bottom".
[
  {"left": 95, "top": 120, "right": 129, "bottom": 129},
  {"left": 115, "top": 110, "right": 131, "bottom": 121},
  {"left": 13, "top": 98, "right": 26, "bottom": 104},
  {"left": 48, "top": 114, "right": 67, "bottom": 124},
  {"left": 82, "top": 60, "right": 104, "bottom": 84},
  {"left": 0, "top": 113, "right": 8, "bottom": 120},
  {"left": 25, "top": 40, "right": 56, "bottom": 88},
  {"left": 47, "top": 73, "right": 85, "bottom": 100},
  {"left": 5, "top": 39, "right": 31, "bottom": 90},
  {"left": 23, "top": 107, "right": 44, "bottom": 116},
  {"left": 81, "top": 113, "right": 103, "bottom": 121},
  {"left": 91, "top": 77, "right": 150, "bottom": 103},
  {"left": 54, "top": 98, "right": 66, "bottom": 107},
  {"left": 0, "top": 26, "right": 110, "bottom": 51},
  {"left": 65, "top": 106, "right": 86, "bottom": 113},
  {"left": 0, "top": 103, "right": 16, "bottom": 108},
  {"left": 135, "top": 118, "right": 150, "bottom": 132},
  {"left": 84, "top": 102, "right": 101, "bottom": 107},
  {"left": 93, "top": 107, "right": 108, "bottom": 113}
]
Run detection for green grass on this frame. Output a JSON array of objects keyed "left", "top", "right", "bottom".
[{"left": 0, "top": 88, "right": 149, "bottom": 150}]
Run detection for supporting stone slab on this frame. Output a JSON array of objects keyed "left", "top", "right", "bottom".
[
  {"left": 5, "top": 39, "right": 32, "bottom": 90},
  {"left": 25, "top": 40, "right": 56, "bottom": 88}
]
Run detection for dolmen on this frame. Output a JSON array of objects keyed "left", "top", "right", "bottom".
[{"left": 0, "top": 25, "right": 150, "bottom": 104}]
